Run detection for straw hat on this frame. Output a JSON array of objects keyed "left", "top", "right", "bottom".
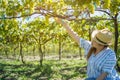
[{"left": 91, "top": 28, "right": 113, "bottom": 45}]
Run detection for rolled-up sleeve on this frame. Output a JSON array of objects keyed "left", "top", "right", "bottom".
[
  {"left": 102, "top": 53, "right": 116, "bottom": 74},
  {"left": 79, "top": 38, "right": 91, "bottom": 56}
]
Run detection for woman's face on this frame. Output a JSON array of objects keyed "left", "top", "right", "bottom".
[{"left": 91, "top": 40, "right": 102, "bottom": 49}]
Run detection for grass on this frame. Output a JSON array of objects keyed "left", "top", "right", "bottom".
[{"left": 0, "top": 58, "right": 87, "bottom": 80}]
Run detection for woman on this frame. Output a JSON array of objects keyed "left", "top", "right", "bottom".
[{"left": 55, "top": 18, "right": 120, "bottom": 80}]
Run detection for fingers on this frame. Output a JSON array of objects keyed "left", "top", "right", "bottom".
[
  {"left": 55, "top": 18, "right": 62, "bottom": 23},
  {"left": 55, "top": 18, "right": 69, "bottom": 27}
]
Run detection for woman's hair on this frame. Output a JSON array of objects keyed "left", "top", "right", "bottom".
[
  {"left": 87, "top": 45, "right": 108, "bottom": 60},
  {"left": 87, "top": 47, "right": 96, "bottom": 60}
]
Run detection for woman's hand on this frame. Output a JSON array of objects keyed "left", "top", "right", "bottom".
[
  {"left": 55, "top": 18, "right": 67, "bottom": 26},
  {"left": 96, "top": 72, "right": 108, "bottom": 80}
]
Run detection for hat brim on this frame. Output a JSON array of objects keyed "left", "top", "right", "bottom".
[
  {"left": 91, "top": 30, "right": 99, "bottom": 40},
  {"left": 93, "top": 36, "right": 111, "bottom": 45},
  {"left": 92, "top": 30, "right": 112, "bottom": 46}
]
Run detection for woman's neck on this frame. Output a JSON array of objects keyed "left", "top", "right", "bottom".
[{"left": 94, "top": 47, "right": 106, "bottom": 55}]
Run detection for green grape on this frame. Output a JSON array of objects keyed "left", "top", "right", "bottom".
[
  {"left": 7, "top": 12, "right": 13, "bottom": 16},
  {"left": 5, "top": 25, "right": 8, "bottom": 30},
  {"left": 30, "top": 7, "right": 34, "bottom": 13},
  {"left": 1, "top": 0, "right": 7, "bottom": 8},
  {"left": 93, "top": 0, "right": 100, "bottom": 5},
  {"left": 30, "top": 2, "right": 34, "bottom": 8},
  {"left": 45, "top": 16, "right": 49, "bottom": 24},
  {"left": 88, "top": 4, "right": 95, "bottom": 14},
  {"left": 86, "top": 0, "right": 92, "bottom": 4},
  {"left": 103, "top": 0, "right": 110, "bottom": 9},
  {"left": 96, "top": 0, "right": 100, "bottom": 5},
  {"left": 117, "top": 0, "right": 120, "bottom": 3},
  {"left": 26, "top": 0, "right": 30, "bottom": 4},
  {"left": 73, "top": 11, "right": 80, "bottom": 17}
]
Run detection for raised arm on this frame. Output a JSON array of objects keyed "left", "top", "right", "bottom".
[{"left": 55, "top": 18, "right": 80, "bottom": 45}]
